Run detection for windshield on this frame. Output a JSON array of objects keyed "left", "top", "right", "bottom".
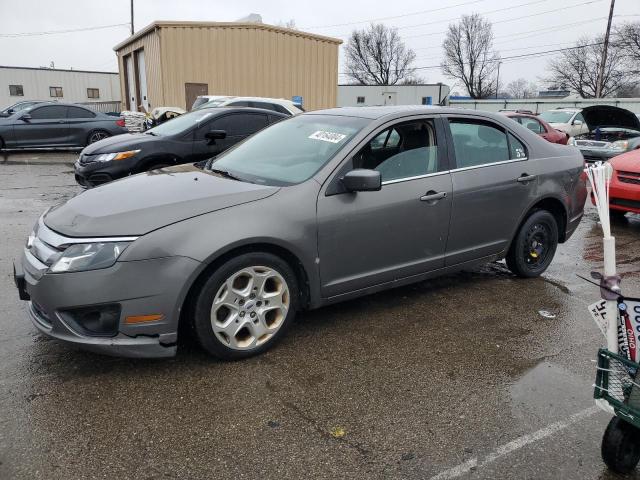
[
  {"left": 210, "top": 114, "right": 369, "bottom": 186},
  {"left": 146, "top": 110, "right": 214, "bottom": 136},
  {"left": 538, "top": 111, "right": 575, "bottom": 123}
]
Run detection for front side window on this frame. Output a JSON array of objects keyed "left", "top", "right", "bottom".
[
  {"left": 49, "top": 86, "right": 63, "bottom": 98},
  {"left": 87, "top": 88, "right": 100, "bottom": 99},
  {"left": 9, "top": 85, "right": 23, "bottom": 96},
  {"left": 449, "top": 119, "right": 511, "bottom": 168},
  {"left": 211, "top": 114, "right": 368, "bottom": 186},
  {"left": 29, "top": 105, "right": 67, "bottom": 119},
  {"left": 573, "top": 112, "right": 585, "bottom": 124},
  {"left": 353, "top": 119, "right": 439, "bottom": 182}
]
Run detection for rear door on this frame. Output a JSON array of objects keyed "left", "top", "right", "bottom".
[
  {"left": 66, "top": 106, "right": 97, "bottom": 146},
  {"left": 444, "top": 116, "right": 536, "bottom": 265},
  {"left": 12, "top": 105, "right": 69, "bottom": 147}
]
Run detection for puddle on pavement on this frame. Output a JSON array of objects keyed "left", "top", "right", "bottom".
[{"left": 509, "top": 361, "right": 593, "bottom": 428}]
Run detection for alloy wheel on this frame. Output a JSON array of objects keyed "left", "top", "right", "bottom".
[
  {"left": 210, "top": 266, "right": 290, "bottom": 350},
  {"left": 88, "top": 131, "right": 108, "bottom": 144}
]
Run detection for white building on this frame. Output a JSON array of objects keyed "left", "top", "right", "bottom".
[
  {"left": 0, "top": 66, "right": 121, "bottom": 109},
  {"left": 338, "top": 83, "right": 451, "bottom": 107}
]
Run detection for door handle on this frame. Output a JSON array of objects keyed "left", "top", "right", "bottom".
[
  {"left": 517, "top": 174, "right": 537, "bottom": 184},
  {"left": 420, "top": 191, "right": 447, "bottom": 202}
]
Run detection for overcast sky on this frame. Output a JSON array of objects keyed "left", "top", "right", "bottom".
[{"left": 1, "top": 0, "right": 638, "bottom": 93}]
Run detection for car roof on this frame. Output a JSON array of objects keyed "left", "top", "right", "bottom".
[
  {"left": 221, "top": 96, "right": 295, "bottom": 104},
  {"left": 308, "top": 105, "right": 509, "bottom": 121},
  {"left": 195, "top": 106, "right": 288, "bottom": 116},
  {"left": 550, "top": 108, "right": 581, "bottom": 112}
]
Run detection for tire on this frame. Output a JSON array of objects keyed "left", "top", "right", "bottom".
[
  {"left": 191, "top": 252, "right": 299, "bottom": 360},
  {"left": 87, "top": 130, "right": 110, "bottom": 145},
  {"left": 602, "top": 416, "right": 640, "bottom": 474},
  {"left": 506, "top": 210, "right": 559, "bottom": 278}
]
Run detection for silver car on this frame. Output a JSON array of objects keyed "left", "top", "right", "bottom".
[{"left": 14, "top": 106, "right": 587, "bottom": 359}]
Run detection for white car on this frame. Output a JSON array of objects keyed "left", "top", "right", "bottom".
[
  {"left": 193, "top": 96, "right": 304, "bottom": 116},
  {"left": 538, "top": 108, "right": 589, "bottom": 137}
]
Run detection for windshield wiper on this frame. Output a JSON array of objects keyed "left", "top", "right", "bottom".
[{"left": 209, "top": 167, "right": 242, "bottom": 181}]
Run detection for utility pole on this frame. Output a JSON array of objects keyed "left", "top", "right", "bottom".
[
  {"left": 130, "top": 0, "right": 134, "bottom": 36},
  {"left": 495, "top": 61, "right": 501, "bottom": 99},
  {"left": 596, "top": 0, "right": 615, "bottom": 98}
]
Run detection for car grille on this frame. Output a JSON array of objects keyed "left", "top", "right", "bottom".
[
  {"left": 576, "top": 140, "right": 608, "bottom": 148},
  {"left": 618, "top": 170, "right": 640, "bottom": 185},
  {"left": 610, "top": 198, "right": 640, "bottom": 209}
]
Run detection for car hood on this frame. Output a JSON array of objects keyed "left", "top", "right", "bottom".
[
  {"left": 45, "top": 164, "right": 279, "bottom": 237},
  {"left": 581, "top": 105, "right": 640, "bottom": 132},
  {"left": 81, "top": 133, "right": 159, "bottom": 154},
  {"left": 611, "top": 149, "right": 640, "bottom": 173}
]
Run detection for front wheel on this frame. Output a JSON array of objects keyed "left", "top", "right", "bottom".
[
  {"left": 506, "top": 210, "right": 559, "bottom": 278},
  {"left": 191, "top": 253, "right": 298, "bottom": 360},
  {"left": 602, "top": 416, "right": 640, "bottom": 474}
]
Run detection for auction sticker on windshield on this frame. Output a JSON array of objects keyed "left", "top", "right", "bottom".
[{"left": 308, "top": 131, "right": 347, "bottom": 143}]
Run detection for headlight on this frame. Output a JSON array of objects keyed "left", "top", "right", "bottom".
[
  {"left": 567, "top": 137, "right": 576, "bottom": 146},
  {"left": 49, "top": 242, "right": 130, "bottom": 273},
  {"left": 608, "top": 140, "right": 629, "bottom": 152},
  {"left": 95, "top": 150, "right": 140, "bottom": 162}
]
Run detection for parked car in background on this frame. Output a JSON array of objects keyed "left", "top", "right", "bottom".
[
  {"left": 591, "top": 148, "right": 640, "bottom": 218},
  {"left": 190, "top": 95, "right": 229, "bottom": 110},
  {"left": 0, "top": 100, "right": 50, "bottom": 117},
  {"left": 568, "top": 105, "right": 640, "bottom": 162},
  {"left": 15, "top": 106, "right": 586, "bottom": 359},
  {"left": 538, "top": 108, "right": 588, "bottom": 137},
  {"left": 195, "top": 96, "right": 304, "bottom": 115},
  {"left": 74, "top": 107, "right": 287, "bottom": 187},
  {"left": 0, "top": 103, "right": 127, "bottom": 149},
  {"left": 502, "top": 112, "right": 569, "bottom": 144}
]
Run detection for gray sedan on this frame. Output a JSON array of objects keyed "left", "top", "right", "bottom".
[
  {"left": 0, "top": 102, "right": 127, "bottom": 149},
  {"left": 14, "top": 106, "right": 587, "bottom": 359}
]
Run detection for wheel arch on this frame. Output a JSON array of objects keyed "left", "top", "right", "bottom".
[
  {"left": 178, "top": 241, "right": 312, "bottom": 334},
  {"left": 508, "top": 195, "right": 568, "bottom": 253},
  {"left": 136, "top": 153, "right": 183, "bottom": 172}
]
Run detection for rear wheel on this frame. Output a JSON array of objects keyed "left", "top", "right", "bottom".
[
  {"left": 602, "top": 416, "right": 640, "bottom": 474},
  {"left": 506, "top": 210, "right": 559, "bottom": 278},
  {"left": 191, "top": 252, "right": 298, "bottom": 360},
  {"left": 87, "top": 130, "right": 110, "bottom": 145}
]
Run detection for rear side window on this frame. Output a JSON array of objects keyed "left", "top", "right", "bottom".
[
  {"left": 508, "top": 133, "right": 528, "bottom": 159},
  {"left": 29, "top": 105, "right": 67, "bottom": 119},
  {"left": 67, "top": 106, "right": 95, "bottom": 119},
  {"left": 212, "top": 113, "right": 268, "bottom": 136},
  {"left": 448, "top": 120, "right": 510, "bottom": 168}
]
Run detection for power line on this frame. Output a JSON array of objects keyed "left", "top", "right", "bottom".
[
  {"left": 0, "top": 23, "right": 130, "bottom": 38},
  {"left": 304, "top": 0, "right": 491, "bottom": 29}
]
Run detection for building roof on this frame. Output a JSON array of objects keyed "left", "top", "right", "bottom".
[
  {"left": 0, "top": 65, "right": 118, "bottom": 75},
  {"left": 114, "top": 21, "right": 343, "bottom": 51}
]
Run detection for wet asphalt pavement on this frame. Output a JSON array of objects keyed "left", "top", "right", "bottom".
[{"left": 1, "top": 152, "right": 640, "bottom": 480}]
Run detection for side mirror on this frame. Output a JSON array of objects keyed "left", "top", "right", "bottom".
[
  {"left": 205, "top": 130, "right": 226, "bottom": 143},
  {"left": 573, "top": 120, "right": 583, "bottom": 126},
  {"left": 20, "top": 113, "right": 31, "bottom": 122},
  {"left": 342, "top": 169, "right": 381, "bottom": 192}
]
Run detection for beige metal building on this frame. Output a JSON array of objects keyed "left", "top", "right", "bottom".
[{"left": 113, "top": 21, "right": 341, "bottom": 112}]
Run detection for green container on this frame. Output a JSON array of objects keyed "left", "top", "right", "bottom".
[{"left": 595, "top": 348, "right": 640, "bottom": 429}]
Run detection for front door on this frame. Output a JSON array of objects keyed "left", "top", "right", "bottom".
[
  {"left": 136, "top": 49, "right": 149, "bottom": 111},
  {"left": 185, "top": 83, "right": 208, "bottom": 111},
  {"left": 317, "top": 117, "right": 452, "bottom": 298},
  {"left": 124, "top": 55, "right": 137, "bottom": 111},
  {"left": 444, "top": 116, "right": 537, "bottom": 265},
  {"left": 12, "top": 105, "right": 70, "bottom": 147}
]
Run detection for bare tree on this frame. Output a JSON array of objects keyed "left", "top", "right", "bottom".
[
  {"left": 441, "top": 14, "right": 500, "bottom": 99},
  {"left": 344, "top": 24, "right": 417, "bottom": 85},
  {"left": 546, "top": 36, "right": 635, "bottom": 98},
  {"left": 615, "top": 22, "right": 640, "bottom": 75},
  {"left": 506, "top": 78, "right": 538, "bottom": 98},
  {"left": 277, "top": 19, "right": 296, "bottom": 29}
]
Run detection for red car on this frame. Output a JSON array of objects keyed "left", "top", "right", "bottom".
[
  {"left": 503, "top": 112, "right": 569, "bottom": 145},
  {"left": 593, "top": 149, "right": 640, "bottom": 217}
]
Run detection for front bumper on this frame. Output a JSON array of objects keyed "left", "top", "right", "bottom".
[
  {"left": 74, "top": 159, "right": 133, "bottom": 187},
  {"left": 15, "top": 250, "right": 200, "bottom": 358}
]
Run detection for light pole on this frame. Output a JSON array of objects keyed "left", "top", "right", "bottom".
[
  {"left": 130, "top": 0, "right": 134, "bottom": 36},
  {"left": 596, "top": 0, "right": 616, "bottom": 98}
]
